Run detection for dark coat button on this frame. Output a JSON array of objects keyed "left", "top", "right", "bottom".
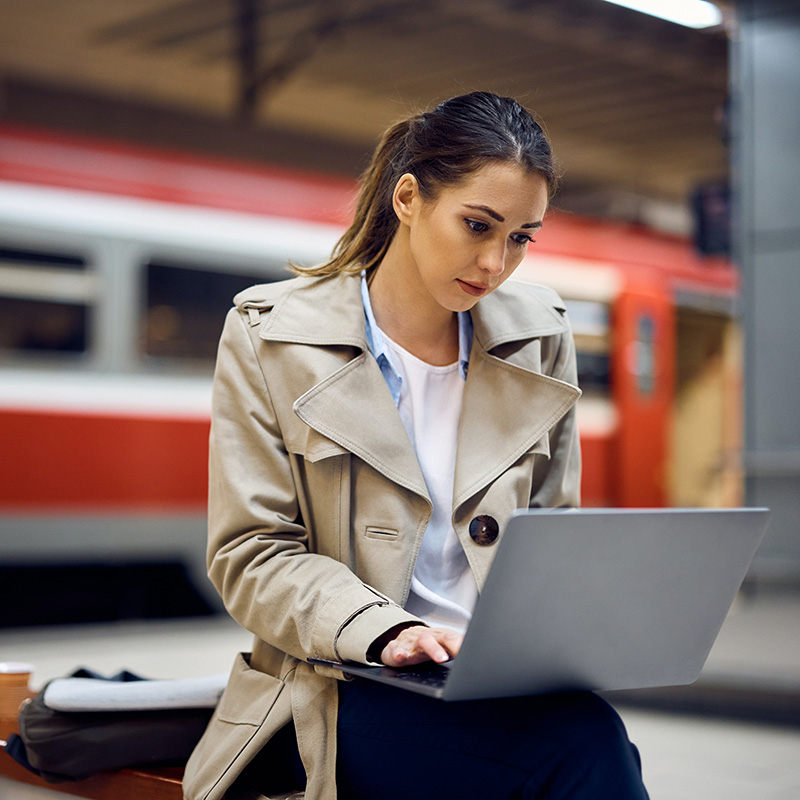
[{"left": 469, "top": 515, "right": 499, "bottom": 546}]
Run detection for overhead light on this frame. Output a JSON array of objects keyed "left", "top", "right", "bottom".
[{"left": 600, "top": 0, "right": 723, "bottom": 28}]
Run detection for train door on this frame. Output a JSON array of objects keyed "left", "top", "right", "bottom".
[
  {"left": 668, "top": 305, "right": 743, "bottom": 507},
  {"left": 612, "top": 284, "right": 675, "bottom": 507}
]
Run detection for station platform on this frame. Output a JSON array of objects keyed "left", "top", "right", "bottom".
[{"left": 1, "top": 585, "right": 799, "bottom": 799}]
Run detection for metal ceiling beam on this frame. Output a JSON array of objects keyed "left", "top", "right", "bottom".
[{"left": 236, "top": 0, "right": 260, "bottom": 121}]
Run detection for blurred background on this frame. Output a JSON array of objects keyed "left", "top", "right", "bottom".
[{"left": 0, "top": 1, "right": 798, "bottom": 794}]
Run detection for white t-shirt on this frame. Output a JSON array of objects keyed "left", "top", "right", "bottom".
[{"left": 381, "top": 333, "right": 479, "bottom": 634}]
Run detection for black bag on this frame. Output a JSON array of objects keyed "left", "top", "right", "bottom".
[{"left": 5, "top": 668, "right": 213, "bottom": 783}]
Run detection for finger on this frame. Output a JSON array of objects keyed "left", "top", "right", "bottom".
[
  {"left": 437, "top": 629, "right": 463, "bottom": 657},
  {"left": 418, "top": 633, "right": 452, "bottom": 664},
  {"left": 386, "top": 630, "right": 455, "bottom": 666},
  {"left": 426, "top": 629, "right": 464, "bottom": 661}
]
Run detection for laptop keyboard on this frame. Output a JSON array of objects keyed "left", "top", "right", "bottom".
[{"left": 392, "top": 665, "right": 450, "bottom": 689}]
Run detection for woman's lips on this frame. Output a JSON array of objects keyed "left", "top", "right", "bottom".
[{"left": 457, "top": 279, "right": 489, "bottom": 297}]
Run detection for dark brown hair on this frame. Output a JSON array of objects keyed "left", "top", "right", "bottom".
[{"left": 296, "top": 91, "right": 558, "bottom": 277}]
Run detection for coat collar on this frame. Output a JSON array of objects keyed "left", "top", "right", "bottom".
[
  {"left": 242, "top": 272, "right": 580, "bottom": 505},
  {"left": 242, "top": 270, "right": 570, "bottom": 350},
  {"left": 470, "top": 275, "right": 572, "bottom": 349},
  {"left": 244, "top": 272, "right": 369, "bottom": 349}
]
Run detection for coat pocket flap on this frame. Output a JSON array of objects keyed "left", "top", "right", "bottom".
[
  {"left": 215, "top": 653, "right": 284, "bottom": 726},
  {"left": 286, "top": 424, "right": 350, "bottom": 464}
]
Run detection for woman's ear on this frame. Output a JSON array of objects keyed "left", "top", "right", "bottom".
[{"left": 392, "top": 173, "right": 420, "bottom": 225}]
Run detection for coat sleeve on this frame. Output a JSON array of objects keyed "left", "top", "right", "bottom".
[
  {"left": 207, "top": 308, "right": 420, "bottom": 664},
  {"left": 530, "top": 321, "right": 582, "bottom": 509}
]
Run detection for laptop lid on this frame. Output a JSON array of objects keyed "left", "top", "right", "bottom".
[{"left": 314, "top": 507, "right": 770, "bottom": 701}]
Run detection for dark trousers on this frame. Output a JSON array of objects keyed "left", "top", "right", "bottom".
[
  {"left": 336, "top": 680, "right": 649, "bottom": 800},
  {"left": 251, "top": 679, "right": 650, "bottom": 799}
]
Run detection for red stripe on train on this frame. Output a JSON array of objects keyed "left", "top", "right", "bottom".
[
  {"left": 0, "top": 123, "right": 357, "bottom": 226},
  {"left": 0, "top": 409, "right": 210, "bottom": 511}
]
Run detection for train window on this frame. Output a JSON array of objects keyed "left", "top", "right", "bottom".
[
  {"left": 143, "top": 261, "right": 275, "bottom": 364},
  {"left": 564, "top": 299, "right": 611, "bottom": 393},
  {"left": 564, "top": 299, "right": 610, "bottom": 339},
  {"left": 0, "top": 297, "right": 88, "bottom": 354},
  {"left": 0, "top": 243, "right": 94, "bottom": 357},
  {"left": 0, "top": 245, "right": 86, "bottom": 270},
  {"left": 635, "top": 315, "right": 656, "bottom": 396},
  {"left": 575, "top": 351, "right": 611, "bottom": 392}
]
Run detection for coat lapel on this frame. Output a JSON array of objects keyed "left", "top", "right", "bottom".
[
  {"left": 453, "top": 283, "right": 581, "bottom": 509},
  {"left": 453, "top": 345, "right": 580, "bottom": 509},
  {"left": 256, "top": 273, "right": 430, "bottom": 502},
  {"left": 294, "top": 352, "right": 430, "bottom": 501}
]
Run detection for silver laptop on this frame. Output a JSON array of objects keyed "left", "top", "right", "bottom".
[{"left": 310, "top": 507, "right": 770, "bottom": 701}]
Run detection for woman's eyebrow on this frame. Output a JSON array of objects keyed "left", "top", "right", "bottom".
[
  {"left": 464, "top": 204, "right": 543, "bottom": 230},
  {"left": 464, "top": 203, "right": 504, "bottom": 221}
]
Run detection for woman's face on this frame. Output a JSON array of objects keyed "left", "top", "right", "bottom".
[{"left": 394, "top": 161, "right": 549, "bottom": 314}]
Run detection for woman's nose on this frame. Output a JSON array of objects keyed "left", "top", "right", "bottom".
[{"left": 478, "top": 241, "right": 506, "bottom": 276}]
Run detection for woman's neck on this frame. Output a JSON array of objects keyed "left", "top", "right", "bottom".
[{"left": 367, "top": 253, "right": 460, "bottom": 367}]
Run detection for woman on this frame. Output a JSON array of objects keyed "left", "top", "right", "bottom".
[{"left": 184, "top": 91, "right": 649, "bottom": 800}]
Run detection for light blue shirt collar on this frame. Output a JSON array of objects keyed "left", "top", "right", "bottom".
[{"left": 360, "top": 270, "right": 472, "bottom": 406}]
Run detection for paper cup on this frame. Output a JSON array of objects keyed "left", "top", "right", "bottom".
[{"left": 0, "top": 662, "right": 34, "bottom": 740}]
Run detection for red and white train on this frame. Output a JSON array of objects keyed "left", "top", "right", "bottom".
[{"left": 0, "top": 124, "right": 741, "bottom": 611}]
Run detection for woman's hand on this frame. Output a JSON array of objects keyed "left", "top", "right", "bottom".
[{"left": 379, "top": 625, "right": 463, "bottom": 667}]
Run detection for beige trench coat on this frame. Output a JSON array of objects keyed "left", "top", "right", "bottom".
[{"left": 183, "top": 270, "right": 581, "bottom": 800}]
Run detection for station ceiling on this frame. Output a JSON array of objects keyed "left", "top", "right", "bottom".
[{"left": 0, "top": 0, "right": 733, "bottom": 227}]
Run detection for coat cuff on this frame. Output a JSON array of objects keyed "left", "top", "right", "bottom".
[{"left": 334, "top": 603, "right": 422, "bottom": 664}]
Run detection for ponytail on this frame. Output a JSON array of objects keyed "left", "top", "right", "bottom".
[{"left": 301, "top": 118, "right": 414, "bottom": 277}]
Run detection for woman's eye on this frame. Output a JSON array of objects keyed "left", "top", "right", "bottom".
[
  {"left": 465, "top": 219, "right": 489, "bottom": 234},
  {"left": 511, "top": 233, "right": 535, "bottom": 246}
]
